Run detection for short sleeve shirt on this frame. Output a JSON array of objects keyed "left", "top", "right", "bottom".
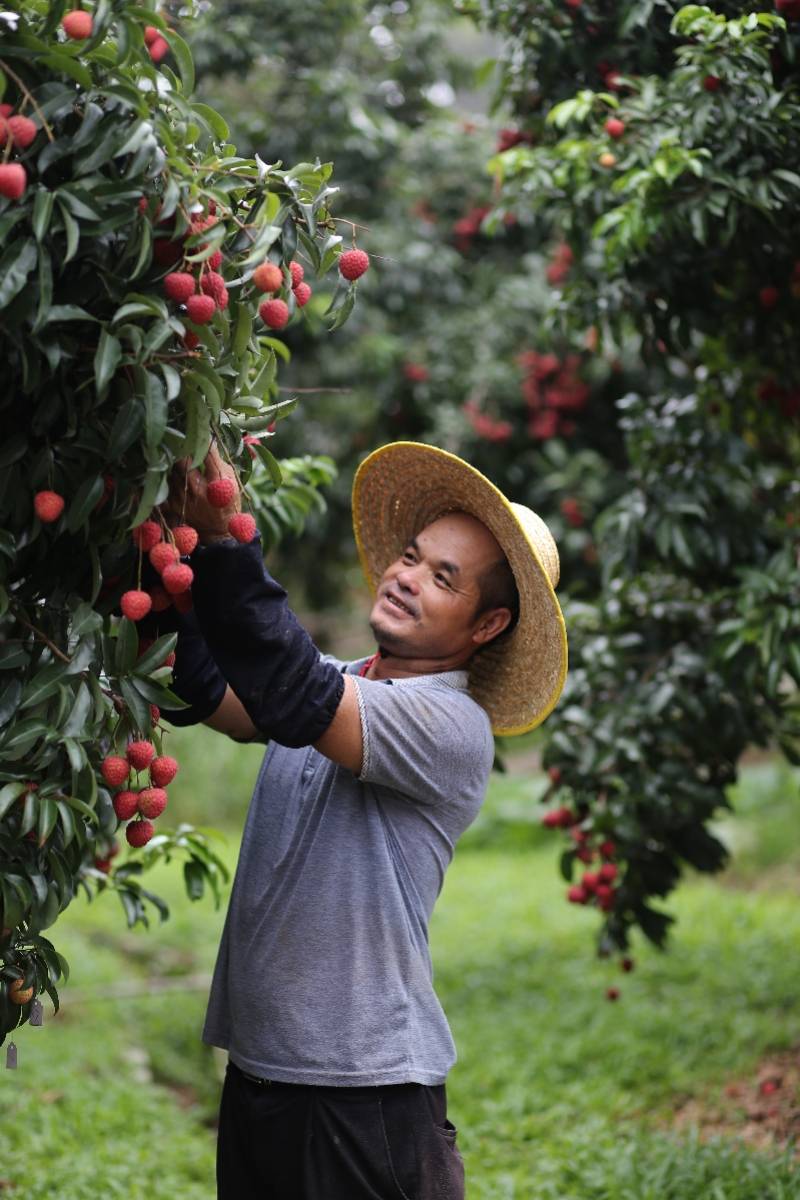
[{"left": 202, "top": 657, "right": 495, "bottom": 1086}]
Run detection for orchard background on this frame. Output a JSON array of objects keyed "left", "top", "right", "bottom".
[{"left": 1, "top": 0, "right": 799, "bottom": 1196}]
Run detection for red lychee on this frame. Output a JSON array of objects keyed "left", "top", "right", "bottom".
[
  {"left": 126, "top": 740, "right": 155, "bottom": 771},
  {"left": 259, "top": 298, "right": 289, "bottom": 329},
  {"left": 172, "top": 525, "right": 199, "bottom": 556},
  {"left": 126, "top": 819, "right": 155, "bottom": 848},
  {"left": 567, "top": 885, "right": 590, "bottom": 904},
  {"left": 173, "top": 589, "right": 193, "bottom": 613},
  {"left": 200, "top": 271, "right": 226, "bottom": 303},
  {"left": 149, "top": 35, "right": 170, "bottom": 62},
  {"left": 289, "top": 260, "right": 304, "bottom": 288},
  {"left": 121, "top": 590, "right": 153, "bottom": 621},
  {"left": 101, "top": 756, "right": 130, "bottom": 787},
  {"left": 606, "top": 987, "right": 620, "bottom": 1001},
  {"left": 150, "top": 756, "right": 178, "bottom": 787},
  {"left": 132, "top": 520, "right": 162, "bottom": 551},
  {"left": 62, "top": 10, "right": 93, "bottom": 38},
  {"left": 143, "top": 24, "right": 160, "bottom": 44},
  {"left": 149, "top": 542, "right": 180, "bottom": 574},
  {"left": 7, "top": 116, "right": 37, "bottom": 149},
  {"left": 703, "top": 75, "right": 721, "bottom": 92},
  {"left": 621, "top": 957, "right": 634, "bottom": 973},
  {"left": 186, "top": 293, "right": 216, "bottom": 324},
  {"left": 149, "top": 585, "right": 171, "bottom": 613},
  {"left": 598, "top": 862, "right": 618, "bottom": 884},
  {"left": 604, "top": 117, "right": 625, "bottom": 139},
  {"left": 164, "top": 272, "right": 196, "bottom": 303},
  {"left": 113, "top": 790, "right": 139, "bottom": 821},
  {"left": 150, "top": 704, "right": 161, "bottom": 726},
  {"left": 207, "top": 478, "right": 236, "bottom": 507},
  {"left": 228, "top": 513, "right": 257, "bottom": 543},
  {"left": 34, "top": 490, "right": 65, "bottom": 523},
  {"left": 599, "top": 839, "right": 616, "bottom": 859},
  {"left": 338, "top": 249, "right": 370, "bottom": 280},
  {"left": 759, "top": 285, "right": 779, "bottom": 310},
  {"left": 253, "top": 262, "right": 283, "bottom": 293},
  {"left": 162, "top": 563, "right": 194, "bottom": 595},
  {"left": 293, "top": 282, "right": 312, "bottom": 308},
  {"left": 0, "top": 163, "right": 27, "bottom": 201},
  {"left": 137, "top": 787, "right": 168, "bottom": 819},
  {"left": 208, "top": 249, "right": 223, "bottom": 270}
]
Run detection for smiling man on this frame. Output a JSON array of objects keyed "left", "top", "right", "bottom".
[{"left": 164, "top": 441, "right": 567, "bottom": 1200}]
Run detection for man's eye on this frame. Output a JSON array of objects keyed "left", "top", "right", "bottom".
[
  {"left": 435, "top": 572, "right": 450, "bottom": 586},
  {"left": 402, "top": 551, "right": 415, "bottom": 562}
]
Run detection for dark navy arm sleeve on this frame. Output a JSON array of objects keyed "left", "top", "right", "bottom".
[{"left": 189, "top": 537, "right": 345, "bottom": 748}]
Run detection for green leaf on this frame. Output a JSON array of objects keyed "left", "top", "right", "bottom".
[
  {"left": 0, "top": 782, "right": 26, "bottom": 821},
  {"left": 181, "top": 389, "right": 212, "bottom": 467},
  {"left": 191, "top": 102, "right": 229, "bottom": 141},
  {"left": 142, "top": 370, "right": 168, "bottom": 452},
  {"left": 257, "top": 446, "right": 283, "bottom": 487},
  {"left": 167, "top": 31, "right": 195, "bottom": 92},
  {"left": 94, "top": 329, "right": 122, "bottom": 397},
  {"left": 32, "top": 189, "right": 56, "bottom": 242},
  {"left": 108, "top": 396, "right": 144, "bottom": 459},
  {"left": 0, "top": 238, "right": 37, "bottom": 309},
  {"left": 115, "top": 618, "right": 139, "bottom": 675},
  {"left": 66, "top": 475, "right": 105, "bottom": 533}
]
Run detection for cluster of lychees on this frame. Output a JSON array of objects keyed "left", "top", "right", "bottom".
[
  {"left": 101, "top": 740, "right": 179, "bottom": 848},
  {"left": 0, "top": 101, "right": 38, "bottom": 202},
  {"left": 119, "top": 501, "right": 255, "bottom": 623}
]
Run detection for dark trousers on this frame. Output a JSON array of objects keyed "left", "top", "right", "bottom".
[{"left": 217, "top": 1061, "right": 466, "bottom": 1200}]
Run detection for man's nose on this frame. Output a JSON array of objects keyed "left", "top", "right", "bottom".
[{"left": 395, "top": 565, "right": 422, "bottom": 593}]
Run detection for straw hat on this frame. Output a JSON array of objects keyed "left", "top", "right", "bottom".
[{"left": 351, "top": 442, "right": 568, "bottom": 736}]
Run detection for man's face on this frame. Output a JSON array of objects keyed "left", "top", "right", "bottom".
[{"left": 368, "top": 512, "right": 510, "bottom": 661}]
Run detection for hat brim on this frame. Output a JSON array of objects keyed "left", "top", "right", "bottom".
[{"left": 351, "top": 442, "right": 568, "bottom": 736}]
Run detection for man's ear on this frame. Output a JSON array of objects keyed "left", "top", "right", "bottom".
[{"left": 472, "top": 607, "right": 512, "bottom": 647}]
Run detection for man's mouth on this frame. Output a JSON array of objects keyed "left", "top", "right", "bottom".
[{"left": 383, "top": 590, "right": 415, "bottom": 618}]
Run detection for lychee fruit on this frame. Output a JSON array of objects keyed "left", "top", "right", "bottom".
[
  {"left": 162, "top": 563, "right": 194, "bottom": 595},
  {"left": 113, "top": 790, "right": 139, "bottom": 820},
  {"left": 759, "top": 285, "right": 779, "bottom": 310},
  {"left": 338, "top": 249, "right": 370, "bottom": 280},
  {"left": 34, "top": 490, "right": 65, "bottom": 523},
  {"left": 121, "top": 589, "right": 153, "bottom": 621},
  {"left": 200, "top": 271, "right": 226, "bottom": 303},
  {"left": 703, "top": 75, "right": 721, "bottom": 92},
  {"left": 207, "top": 478, "right": 236, "bottom": 507},
  {"left": 259, "top": 298, "right": 289, "bottom": 329},
  {"left": 150, "top": 756, "right": 178, "bottom": 787},
  {"left": 598, "top": 151, "right": 617, "bottom": 168},
  {"left": 228, "top": 512, "right": 257, "bottom": 543},
  {"left": 598, "top": 862, "right": 618, "bottom": 884},
  {"left": 605, "top": 987, "right": 620, "bottom": 1001},
  {"left": 566, "top": 885, "right": 590, "bottom": 905},
  {"left": 173, "top": 525, "right": 198, "bottom": 556},
  {"left": 289, "top": 260, "right": 304, "bottom": 288},
  {"left": 150, "top": 704, "right": 161, "bottom": 726},
  {"left": 143, "top": 24, "right": 160, "bottom": 44},
  {"left": 183, "top": 331, "right": 200, "bottom": 350},
  {"left": 126, "top": 740, "right": 155, "bottom": 771},
  {"left": 621, "top": 957, "right": 635, "bottom": 973},
  {"left": 604, "top": 117, "right": 625, "bottom": 139},
  {"left": 253, "top": 262, "right": 283, "bottom": 293},
  {"left": 0, "top": 163, "right": 26, "bottom": 201},
  {"left": 101, "top": 756, "right": 130, "bottom": 787},
  {"left": 149, "top": 542, "right": 180, "bottom": 573},
  {"left": 138, "top": 787, "right": 168, "bottom": 819},
  {"left": 599, "top": 839, "right": 616, "bottom": 859},
  {"left": 132, "top": 520, "right": 162, "bottom": 551},
  {"left": 293, "top": 282, "right": 312, "bottom": 308},
  {"left": 126, "top": 819, "right": 155, "bottom": 848},
  {"left": 8, "top": 978, "right": 34, "bottom": 1005},
  {"left": 7, "top": 116, "right": 37, "bottom": 149},
  {"left": 186, "top": 293, "right": 216, "bottom": 324},
  {"left": 149, "top": 585, "right": 172, "bottom": 612},
  {"left": 62, "top": 10, "right": 93, "bottom": 38},
  {"left": 164, "top": 272, "right": 196, "bottom": 303},
  {"left": 208, "top": 249, "right": 223, "bottom": 270},
  {"left": 149, "top": 35, "right": 170, "bottom": 62}
]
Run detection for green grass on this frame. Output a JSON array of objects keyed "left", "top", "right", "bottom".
[{"left": 1, "top": 745, "right": 799, "bottom": 1198}]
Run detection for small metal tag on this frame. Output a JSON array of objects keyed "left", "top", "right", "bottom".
[
  {"left": 6, "top": 1042, "right": 17, "bottom": 1069},
  {"left": 29, "top": 999, "right": 43, "bottom": 1027}
]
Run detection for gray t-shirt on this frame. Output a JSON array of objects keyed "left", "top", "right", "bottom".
[{"left": 202, "top": 657, "right": 494, "bottom": 1086}]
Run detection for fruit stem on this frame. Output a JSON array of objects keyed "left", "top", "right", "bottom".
[
  {"left": 0, "top": 60, "right": 56, "bottom": 142},
  {"left": 10, "top": 606, "right": 72, "bottom": 664}
]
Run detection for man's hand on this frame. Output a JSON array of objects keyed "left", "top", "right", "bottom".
[{"left": 166, "top": 444, "right": 241, "bottom": 544}]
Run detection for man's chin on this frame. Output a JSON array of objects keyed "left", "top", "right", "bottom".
[{"left": 368, "top": 614, "right": 409, "bottom": 654}]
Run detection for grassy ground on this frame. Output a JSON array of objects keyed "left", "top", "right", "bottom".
[{"left": 1, "top": 743, "right": 798, "bottom": 1199}]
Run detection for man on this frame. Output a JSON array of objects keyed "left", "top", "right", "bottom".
[{"left": 166, "top": 440, "right": 567, "bottom": 1200}]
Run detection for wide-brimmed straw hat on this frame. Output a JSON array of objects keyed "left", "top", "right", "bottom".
[{"left": 351, "top": 442, "right": 568, "bottom": 736}]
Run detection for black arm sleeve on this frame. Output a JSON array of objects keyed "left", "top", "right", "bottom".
[{"left": 189, "top": 537, "right": 345, "bottom": 748}]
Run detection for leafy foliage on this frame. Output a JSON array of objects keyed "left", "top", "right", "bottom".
[{"left": 0, "top": 0, "right": 354, "bottom": 1043}]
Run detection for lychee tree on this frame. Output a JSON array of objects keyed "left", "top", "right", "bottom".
[
  {"left": 458, "top": 0, "right": 800, "bottom": 959},
  {"left": 0, "top": 0, "right": 357, "bottom": 1046}
]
